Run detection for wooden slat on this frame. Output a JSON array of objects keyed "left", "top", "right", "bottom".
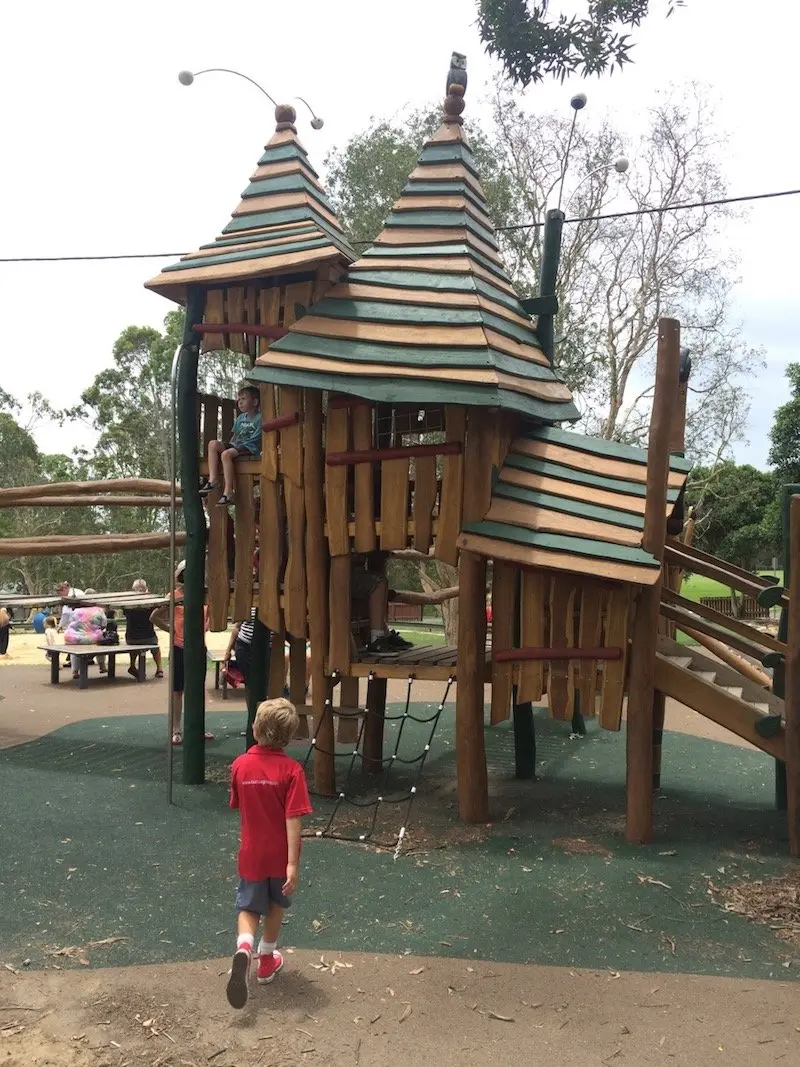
[
  {"left": 337, "top": 675, "right": 361, "bottom": 744},
  {"left": 289, "top": 636, "right": 309, "bottom": 738},
  {"left": 258, "top": 476, "right": 283, "bottom": 632},
  {"left": 327, "top": 555, "right": 351, "bottom": 673},
  {"left": 278, "top": 387, "right": 303, "bottom": 486},
  {"left": 434, "top": 406, "right": 466, "bottom": 566},
  {"left": 206, "top": 488, "right": 230, "bottom": 632},
  {"left": 258, "top": 286, "right": 282, "bottom": 355},
  {"left": 380, "top": 457, "right": 410, "bottom": 550},
  {"left": 268, "top": 625, "right": 286, "bottom": 698},
  {"left": 201, "top": 290, "right": 226, "bottom": 352},
  {"left": 517, "top": 571, "right": 548, "bottom": 703},
  {"left": 463, "top": 408, "right": 495, "bottom": 524},
  {"left": 220, "top": 400, "right": 236, "bottom": 444},
  {"left": 514, "top": 436, "right": 687, "bottom": 490},
  {"left": 661, "top": 587, "right": 785, "bottom": 655},
  {"left": 232, "top": 472, "right": 256, "bottom": 622},
  {"left": 325, "top": 404, "right": 350, "bottom": 556},
  {"left": 600, "top": 587, "right": 631, "bottom": 730},
  {"left": 490, "top": 561, "right": 516, "bottom": 724},
  {"left": 352, "top": 403, "right": 376, "bottom": 552},
  {"left": 226, "top": 287, "right": 247, "bottom": 353},
  {"left": 413, "top": 455, "right": 437, "bottom": 553},
  {"left": 245, "top": 286, "right": 259, "bottom": 361},
  {"left": 260, "top": 385, "right": 278, "bottom": 480},
  {"left": 548, "top": 576, "right": 575, "bottom": 720},
  {"left": 284, "top": 279, "right": 315, "bottom": 328},
  {"left": 203, "top": 397, "right": 219, "bottom": 450},
  {"left": 283, "top": 480, "right": 307, "bottom": 640},
  {"left": 576, "top": 581, "right": 604, "bottom": 719}
]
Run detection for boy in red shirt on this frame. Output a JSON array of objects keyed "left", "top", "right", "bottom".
[{"left": 226, "top": 698, "right": 312, "bottom": 1009}]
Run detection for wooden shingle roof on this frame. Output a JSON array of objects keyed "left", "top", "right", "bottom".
[
  {"left": 145, "top": 107, "right": 355, "bottom": 303},
  {"left": 457, "top": 425, "right": 692, "bottom": 585},
  {"left": 251, "top": 56, "right": 578, "bottom": 424}
]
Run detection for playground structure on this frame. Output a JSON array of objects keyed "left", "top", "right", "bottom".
[{"left": 143, "top": 53, "right": 800, "bottom": 851}]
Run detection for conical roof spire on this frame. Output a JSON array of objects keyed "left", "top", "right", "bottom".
[
  {"left": 145, "top": 105, "right": 355, "bottom": 303},
  {"left": 251, "top": 56, "right": 577, "bottom": 424}
]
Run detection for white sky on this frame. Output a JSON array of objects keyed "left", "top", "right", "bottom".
[{"left": 2, "top": 0, "right": 797, "bottom": 468}]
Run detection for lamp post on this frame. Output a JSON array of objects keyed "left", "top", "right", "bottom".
[
  {"left": 565, "top": 157, "right": 630, "bottom": 212},
  {"left": 177, "top": 68, "right": 325, "bottom": 129}
]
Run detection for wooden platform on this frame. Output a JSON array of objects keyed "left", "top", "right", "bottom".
[{"left": 348, "top": 642, "right": 489, "bottom": 681}]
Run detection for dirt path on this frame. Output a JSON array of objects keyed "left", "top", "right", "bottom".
[{"left": 2, "top": 950, "right": 798, "bottom": 1067}]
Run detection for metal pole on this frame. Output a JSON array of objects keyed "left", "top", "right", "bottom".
[{"left": 167, "top": 342, "right": 182, "bottom": 805}]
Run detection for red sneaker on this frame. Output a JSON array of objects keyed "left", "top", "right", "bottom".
[
  {"left": 226, "top": 949, "right": 251, "bottom": 1008},
  {"left": 257, "top": 949, "right": 284, "bottom": 985}
]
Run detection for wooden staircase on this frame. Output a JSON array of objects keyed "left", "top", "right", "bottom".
[{"left": 654, "top": 635, "right": 786, "bottom": 760}]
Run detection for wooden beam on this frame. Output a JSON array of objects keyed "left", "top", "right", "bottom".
[
  {"left": 0, "top": 478, "right": 175, "bottom": 501},
  {"left": 456, "top": 550, "right": 489, "bottom": 821},
  {"left": 625, "top": 318, "right": 681, "bottom": 844},
  {"left": 327, "top": 442, "right": 462, "bottom": 466},
  {"left": 786, "top": 494, "right": 800, "bottom": 856},
  {"left": 192, "top": 322, "right": 288, "bottom": 339},
  {"left": 0, "top": 495, "right": 181, "bottom": 508},
  {"left": 493, "top": 646, "right": 622, "bottom": 663},
  {"left": 0, "top": 532, "right": 186, "bottom": 556}
]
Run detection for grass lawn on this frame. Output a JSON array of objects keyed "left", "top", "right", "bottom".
[{"left": 681, "top": 571, "right": 782, "bottom": 602}]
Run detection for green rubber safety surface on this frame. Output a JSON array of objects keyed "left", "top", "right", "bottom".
[{"left": 0, "top": 704, "right": 796, "bottom": 982}]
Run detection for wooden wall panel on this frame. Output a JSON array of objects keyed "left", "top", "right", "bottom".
[
  {"left": 413, "top": 454, "right": 437, "bottom": 553},
  {"left": 434, "top": 406, "right": 466, "bottom": 565},
  {"left": 201, "top": 290, "right": 225, "bottom": 352},
  {"left": 600, "top": 586, "right": 632, "bottom": 731},
  {"left": 327, "top": 555, "right": 351, "bottom": 674},
  {"left": 258, "top": 476, "right": 283, "bottom": 632},
  {"left": 232, "top": 472, "right": 256, "bottom": 622},
  {"left": 490, "top": 560, "right": 517, "bottom": 724},
  {"left": 380, "top": 457, "right": 410, "bottom": 550},
  {"left": 258, "top": 287, "right": 281, "bottom": 355},
  {"left": 202, "top": 397, "right": 219, "bottom": 451},
  {"left": 576, "top": 581, "right": 604, "bottom": 719},
  {"left": 325, "top": 405, "right": 350, "bottom": 556},
  {"left": 352, "top": 404, "right": 376, "bottom": 552},
  {"left": 548, "top": 576, "right": 576, "bottom": 720},
  {"left": 279, "top": 387, "right": 303, "bottom": 486},
  {"left": 462, "top": 408, "right": 495, "bottom": 524},
  {"left": 517, "top": 571, "right": 549, "bottom": 703},
  {"left": 226, "top": 287, "right": 247, "bottom": 353},
  {"left": 260, "top": 385, "right": 278, "bottom": 481},
  {"left": 206, "top": 489, "right": 230, "bottom": 631},
  {"left": 283, "top": 480, "right": 307, "bottom": 639}
]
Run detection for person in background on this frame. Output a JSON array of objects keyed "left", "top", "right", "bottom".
[
  {"left": 151, "top": 561, "right": 212, "bottom": 746},
  {"left": 199, "top": 385, "right": 262, "bottom": 507},
  {"left": 350, "top": 551, "right": 413, "bottom": 655},
  {"left": 224, "top": 608, "right": 256, "bottom": 689},
  {"left": 123, "top": 578, "right": 164, "bottom": 679},
  {"left": 32, "top": 609, "right": 47, "bottom": 634},
  {"left": 43, "top": 615, "right": 58, "bottom": 663},
  {"left": 56, "top": 580, "right": 85, "bottom": 669},
  {"left": 0, "top": 607, "right": 11, "bottom": 655},
  {"left": 63, "top": 593, "right": 106, "bottom": 680}
]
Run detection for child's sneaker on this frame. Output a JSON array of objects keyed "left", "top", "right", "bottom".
[
  {"left": 226, "top": 948, "right": 251, "bottom": 1008},
  {"left": 257, "top": 949, "right": 284, "bottom": 984}
]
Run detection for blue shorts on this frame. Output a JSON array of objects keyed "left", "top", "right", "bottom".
[{"left": 236, "top": 877, "right": 292, "bottom": 915}]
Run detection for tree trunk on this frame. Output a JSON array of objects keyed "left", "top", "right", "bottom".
[{"left": 419, "top": 558, "right": 459, "bottom": 645}]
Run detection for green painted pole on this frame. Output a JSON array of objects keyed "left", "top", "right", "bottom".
[
  {"left": 178, "top": 287, "right": 207, "bottom": 785},
  {"left": 775, "top": 485, "right": 800, "bottom": 809},
  {"left": 245, "top": 620, "right": 270, "bottom": 749},
  {"left": 536, "top": 208, "right": 564, "bottom": 364}
]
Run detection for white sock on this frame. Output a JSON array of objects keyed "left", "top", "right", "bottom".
[
  {"left": 258, "top": 938, "right": 276, "bottom": 957},
  {"left": 237, "top": 933, "right": 254, "bottom": 954}
]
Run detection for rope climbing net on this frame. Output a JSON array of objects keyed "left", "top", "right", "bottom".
[{"left": 300, "top": 672, "right": 454, "bottom": 856}]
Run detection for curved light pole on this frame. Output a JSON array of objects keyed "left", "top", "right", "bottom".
[
  {"left": 565, "top": 157, "right": 630, "bottom": 212},
  {"left": 177, "top": 68, "right": 325, "bottom": 129}
]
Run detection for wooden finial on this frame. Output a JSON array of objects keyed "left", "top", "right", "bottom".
[
  {"left": 274, "top": 103, "right": 297, "bottom": 132},
  {"left": 444, "top": 51, "right": 467, "bottom": 125}
]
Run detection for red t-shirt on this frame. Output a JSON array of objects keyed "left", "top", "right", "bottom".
[{"left": 229, "top": 746, "right": 312, "bottom": 880}]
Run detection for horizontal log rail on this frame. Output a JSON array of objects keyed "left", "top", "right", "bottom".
[
  {"left": 661, "top": 587, "right": 785, "bottom": 655},
  {"left": 193, "top": 323, "right": 288, "bottom": 339},
  {"left": 659, "top": 600, "right": 775, "bottom": 661},
  {"left": 666, "top": 537, "right": 779, "bottom": 590},
  {"left": 0, "top": 495, "right": 180, "bottom": 509},
  {"left": 664, "top": 542, "right": 784, "bottom": 603},
  {"left": 327, "top": 442, "right": 462, "bottom": 466},
  {"left": 0, "top": 532, "right": 186, "bottom": 557},
  {"left": 262, "top": 412, "right": 300, "bottom": 433},
  {"left": 0, "top": 478, "right": 176, "bottom": 502},
  {"left": 493, "top": 646, "right": 622, "bottom": 664}
]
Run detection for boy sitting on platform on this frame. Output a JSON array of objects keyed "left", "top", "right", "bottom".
[{"left": 199, "top": 385, "right": 261, "bottom": 507}]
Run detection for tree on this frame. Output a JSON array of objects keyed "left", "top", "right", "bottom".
[
  {"left": 767, "top": 363, "right": 800, "bottom": 486},
  {"left": 476, "top": 0, "right": 685, "bottom": 87}
]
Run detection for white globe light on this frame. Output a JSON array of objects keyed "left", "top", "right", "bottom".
[
  {"left": 310, "top": 116, "right": 324, "bottom": 130},
  {"left": 178, "top": 70, "right": 194, "bottom": 86},
  {"left": 570, "top": 92, "right": 587, "bottom": 110},
  {"left": 614, "top": 156, "right": 629, "bottom": 173}
]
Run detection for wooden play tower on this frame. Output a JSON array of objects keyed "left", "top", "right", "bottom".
[{"left": 145, "top": 53, "right": 800, "bottom": 850}]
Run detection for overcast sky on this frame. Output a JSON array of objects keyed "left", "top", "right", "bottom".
[{"left": 2, "top": 0, "right": 797, "bottom": 468}]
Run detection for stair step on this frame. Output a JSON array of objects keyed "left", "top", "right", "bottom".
[
  {"left": 722, "top": 686, "right": 744, "bottom": 699},
  {"left": 665, "top": 656, "right": 694, "bottom": 669},
  {"left": 693, "top": 670, "right": 717, "bottom": 683},
  {"left": 752, "top": 703, "right": 771, "bottom": 714}
]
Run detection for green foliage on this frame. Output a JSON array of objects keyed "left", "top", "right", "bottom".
[
  {"left": 476, "top": 0, "right": 684, "bottom": 86},
  {"left": 687, "top": 462, "right": 781, "bottom": 571},
  {"left": 325, "top": 106, "right": 516, "bottom": 246},
  {"left": 767, "top": 362, "right": 800, "bottom": 486}
]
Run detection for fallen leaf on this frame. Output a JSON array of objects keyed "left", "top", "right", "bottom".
[
  {"left": 485, "top": 1011, "right": 515, "bottom": 1022},
  {"left": 399, "top": 1004, "right": 413, "bottom": 1023},
  {"left": 409, "top": 967, "right": 425, "bottom": 975}
]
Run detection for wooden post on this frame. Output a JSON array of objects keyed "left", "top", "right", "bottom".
[
  {"left": 456, "top": 550, "right": 489, "bottom": 821},
  {"left": 179, "top": 287, "right": 207, "bottom": 785},
  {"left": 625, "top": 318, "right": 681, "bottom": 844},
  {"left": 363, "top": 676, "right": 388, "bottom": 774},
  {"left": 304, "top": 390, "right": 335, "bottom": 795},
  {"left": 785, "top": 495, "right": 800, "bottom": 855},
  {"left": 535, "top": 208, "right": 564, "bottom": 363},
  {"left": 653, "top": 345, "right": 692, "bottom": 790}
]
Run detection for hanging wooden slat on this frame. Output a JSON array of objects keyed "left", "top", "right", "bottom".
[
  {"left": 258, "top": 287, "right": 281, "bottom": 355},
  {"left": 232, "top": 472, "right": 256, "bottom": 623},
  {"left": 284, "top": 480, "right": 307, "bottom": 640},
  {"left": 325, "top": 404, "right": 350, "bottom": 556},
  {"left": 206, "top": 488, "right": 230, "bottom": 631},
  {"left": 245, "top": 286, "right": 258, "bottom": 362},
  {"left": 268, "top": 625, "right": 286, "bottom": 697},
  {"left": 577, "top": 581, "right": 604, "bottom": 719},
  {"left": 226, "top": 287, "right": 247, "bottom": 353},
  {"left": 220, "top": 399, "right": 236, "bottom": 445},
  {"left": 260, "top": 385, "right": 279, "bottom": 481},
  {"left": 462, "top": 408, "right": 495, "bottom": 524},
  {"left": 490, "top": 561, "right": 517, "bottom": 725},
  {"left": 380, "top": 457, "right": 410, "bottom": 550},
  {"left": 600, "top": 586, "right": 632, "bottom": 731},
  {"left": 289, "top": 636, "right": 309, "bottom": 737},
  {"left": 517, "top": 571, "right": 549, "bottom": 704},
  {"left": 203, "top": 397, "right": 219, "bottom": 450},
  {"left": 434, "top": 406, "right": 466, "bottom": 565},
  {"left": 279, "top": 387, "right": 303, "bottom": 486},
  {"left": 413, "top": 454, "right": 437, "bottom": 553},
  {"left": 258, "top": 477, "right": 283, "bottom": 632},
  {"left": 338, "top": 675, "right": 360, "bottom": 744},
  {"left": 328, "top": 555, "right": 351, "bottom": 673},
  {"left": 201, "top": 290, "right": 226, "bottom": 352},
  {"left": 284, "top": 279, "right": 315, "bottom": 328},
  {"left": 548, "top": 576, "right": 576, "bottom": 720},
  {"left": 352, "top": 402, "right": 376, "bottom": 552}
]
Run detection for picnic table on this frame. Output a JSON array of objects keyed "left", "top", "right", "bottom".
[{"left": 40, "top": 643, "right": 160, "bottom": 689}]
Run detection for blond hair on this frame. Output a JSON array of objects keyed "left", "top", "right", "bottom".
[
  {"left": 132, "top": 578, "right": 148, "bottom": 593},
  {"left": 252, "top": 698, "right": 298, "bottom": 749},
  {"left": 45, "top": 615, "right": 57, "bottom": 628}
]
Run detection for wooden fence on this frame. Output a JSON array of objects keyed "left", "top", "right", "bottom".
[{"left": 699, "top": 595, "right": 770, "bottom": 620}]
